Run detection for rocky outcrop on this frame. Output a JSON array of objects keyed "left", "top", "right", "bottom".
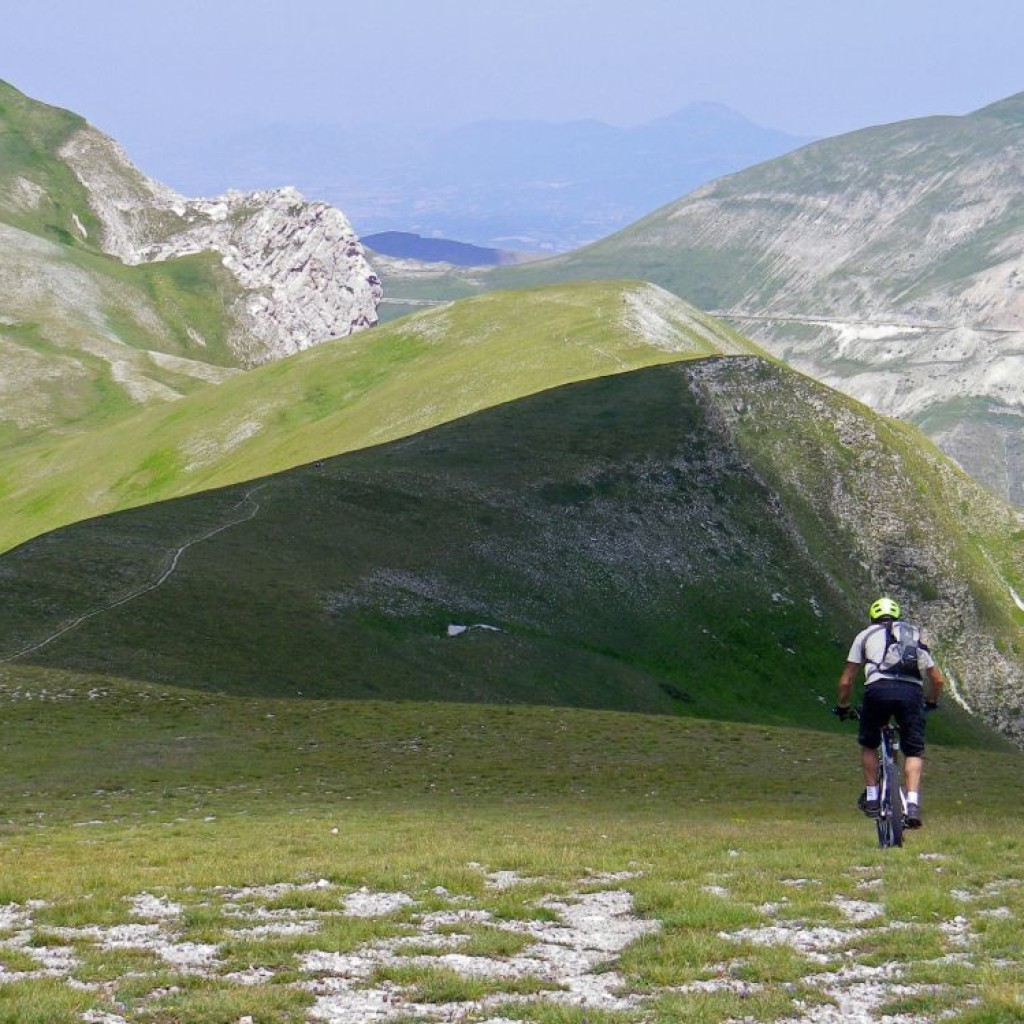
[
  {"left": 58, "top": 126, "right": 381, "bottom": 366},
  {"left": 686, "top": 356, "right": 1024, "bottom": 746}
]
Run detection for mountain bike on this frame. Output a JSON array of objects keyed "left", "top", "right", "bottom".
[
  {"left": 834, "top": 707, "right": 906, "bottom": 848},
  {"left": 872, "top": 719, "right": 906, "bottom": 848}
]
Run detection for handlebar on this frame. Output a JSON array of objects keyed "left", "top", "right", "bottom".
[
  {"left": 831, "top": 704, "right": 860, "bottom": 721},
  {"left": 831, "top": 702, "right": 938, "bottom": 721}
]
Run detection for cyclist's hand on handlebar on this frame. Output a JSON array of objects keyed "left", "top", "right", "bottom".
[
  {"left": 832, "top": 704, "right": 857, "bottom": 721},
  {"left": 925, "top": 700, "right": 939, "bottom": 712}
]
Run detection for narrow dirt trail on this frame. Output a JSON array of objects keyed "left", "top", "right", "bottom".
[{"left": 0, "top": 485, "right": 267, "bottom": 664}]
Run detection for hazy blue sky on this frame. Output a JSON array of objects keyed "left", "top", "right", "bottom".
[{"left": 3, "top": 0, "right": 1021, "bottom": 148}]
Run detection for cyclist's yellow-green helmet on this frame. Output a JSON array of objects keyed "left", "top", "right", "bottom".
[{"left": 869, "top": 596, "right": 901, "bottom": 621}]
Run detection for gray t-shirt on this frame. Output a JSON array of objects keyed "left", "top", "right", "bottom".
[{"left": 847, "top": 621, "right": 935, "bottom": 686}]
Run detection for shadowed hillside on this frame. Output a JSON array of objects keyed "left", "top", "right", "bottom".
[{"left": 2, "top": 358, "right": 1021, "bottom": 744}]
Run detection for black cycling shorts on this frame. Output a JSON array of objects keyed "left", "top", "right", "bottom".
[{"left": 858, "top": 681, "right": 926, "bottom": 757}]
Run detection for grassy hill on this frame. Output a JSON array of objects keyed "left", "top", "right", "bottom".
[
  {"left": 4, "top": 83, "right": 1024, "bottom": 1024},
  {"left": 373, "top": 95, "right": 1024, "bottom": 504},
  {"left": 0, "top": 79, "right": 244, "bottom": 446},
  {"left": 0, "top": 665, "right": 1023, "bottom": 1021},
  {"left": 0, "top": 280, "right": 757, "bottom": 555},
  {"left": 3, "top": 355, "right": 1022, "bottom": 744}
]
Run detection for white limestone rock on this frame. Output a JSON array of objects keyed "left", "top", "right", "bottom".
[{"left": 58, "top": 126, "right": 381, "bottom": 366}]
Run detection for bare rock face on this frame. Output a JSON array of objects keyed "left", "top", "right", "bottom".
[{"left": 59, "top": 126, "right": 381, "bottom": 366}]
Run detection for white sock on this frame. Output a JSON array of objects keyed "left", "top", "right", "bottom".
[
  {"left": 908, "top": 791, "right": 920, "bottom": 805},
  {"left": 866, "top": 786, "right": 879, "bottom": 800}
]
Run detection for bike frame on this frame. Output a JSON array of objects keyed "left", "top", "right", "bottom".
[
  {"left": 875, "top": 721, "right": 906, "bottom": 848},
  {"left": 837, "top": 706, "right": 908, "bottom": 848}
]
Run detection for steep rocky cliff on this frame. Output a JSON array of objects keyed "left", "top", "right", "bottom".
[{"left": 58, "top": 125, "right": 382, "bottom": 366}]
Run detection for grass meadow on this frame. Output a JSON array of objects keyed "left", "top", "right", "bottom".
[{"left": 1, "top": 666, "right": 1023, "bottom": 1022}]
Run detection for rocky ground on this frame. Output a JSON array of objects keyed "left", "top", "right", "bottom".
[{"left": 0, "top": 862, "right": 1009, "bottom": 1022}]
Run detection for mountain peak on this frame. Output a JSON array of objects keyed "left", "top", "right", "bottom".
[{"left": 974, "top": 90, "right": 1024, "bottom": 123}]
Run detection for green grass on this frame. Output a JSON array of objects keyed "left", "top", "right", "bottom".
[
  {"left": 1, "top": 359, "right": 1020, "bottom": 747},
  {"left": 0, "top": 280, "right": 758, "bottom": 555},
  {"left": 370, "top": 962, "right": 562, "bottom": 1002},
  {"left": 0, "top": 666, "right": 1023, "bottom": 1021},
  {"left": 120, "top": 977, "right": 315, "bottom": 1024}
]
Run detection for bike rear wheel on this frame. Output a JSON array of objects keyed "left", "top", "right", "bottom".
[
  {"left": 888, "top": 754, "right": 904, "bottom": 847},
  {"left": 878, "top": 752, "right": 904, "bottom": 848}
]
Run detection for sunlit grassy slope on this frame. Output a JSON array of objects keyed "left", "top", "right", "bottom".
[
  {"left": 0, "top": 280, "right": 759, "bottom": 555},
  {"left": 3, "top": 356, "right": 1021, "bottom": 741}
]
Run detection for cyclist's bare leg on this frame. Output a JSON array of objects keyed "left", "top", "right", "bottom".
[
  {"left": 861, "top": 746, "right": 879, "bottom": 787},
  {"left": 904, "top": 756, "right": 922, "bottom": 797}
]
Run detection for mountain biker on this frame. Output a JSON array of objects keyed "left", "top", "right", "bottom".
[{"left": 834, "top": 596, "right": 944, "bottom": 828}]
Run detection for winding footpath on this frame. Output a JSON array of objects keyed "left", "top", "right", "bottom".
[{"left": 0, "top": 485, "right": 267, "bottom": 665}]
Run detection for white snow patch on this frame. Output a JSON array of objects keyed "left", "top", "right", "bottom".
[
  {"left": 833, "top": 322, "right": 926, "bottom": 345},
  {"left": 484, "top": 870, "right": 536, "bottom": 890},
  {"left": 158, "top": 940, "right": 222, "bottom": 969},
  {"left": 130, "top": 893, "right": 182, "bottom": 920},
  {"left": 146, "top": 348, "right": 239, "bottom": 383},
  {"left": 832, "top": 896, "right": 884, "bottom": 923},
  {"left": 181, "top": 415, "right": 271, "bottom": 472},
  {"left": 621, "top": 282, "right": 745, "bottom": 353},
  {"left": 781, "top": 962, "right": 932, "bottom": 1024},
  {"left": 303, "top": 888, "right": 658, "bottom": 1021},
  {"left": 940, "top": 915, "right": 973, "bottom": 948},
  {"left": 228, "top": 920, "right": 323, "bottom": 938},
  {"left": 723, "top": 923, "right": 861, "bottom": 963},
  {"left": 978, "top": 906, "right": 1013, "bottom": 919},
  {"left": 703, "top": 884, "right": 731, "bottom": 898},
  {"left": 0, "top": 904, "right": 34, "bottom": 931},
  {"left": 9, "top": 177, "right": 48, "bottom": 210},
  {"left": 448, "top": 623, "right": 503, "bottom": 637}
]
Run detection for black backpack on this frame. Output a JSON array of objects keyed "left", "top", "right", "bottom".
[{"left": 864, "top": 620, "right": 923, "bottom": 681}]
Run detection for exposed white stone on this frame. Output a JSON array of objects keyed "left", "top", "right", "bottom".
[
  {"left": 343, "top": 888, "right": 416, "bottom": 918},
  {"left": 57, "top": 125, "right": 382, "bottom": 367}
]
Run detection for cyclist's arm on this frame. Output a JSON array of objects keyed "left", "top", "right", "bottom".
[
  {"left": 837, "top": 661, "right": 859, "bottom": 710},
  {"left": 925, "top": 664, "right": 944, "bottom": 704}
]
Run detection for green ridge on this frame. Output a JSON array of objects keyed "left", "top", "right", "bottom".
[
  {"left": 0, "top": 280, "right": 759, "bottom": 554},
  {"left": 2, "top": 358, "right": 1021, "bottom": 744}
]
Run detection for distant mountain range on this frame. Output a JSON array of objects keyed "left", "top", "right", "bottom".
[
  {"left": 126, "top": 104, "right": 816, "bottom": 253},
  {"left": 385, "top": 93, "right": 1024, "bottom": 504},
  {"left": 362, "top": 231, "right": 533, "bottom": 266}
]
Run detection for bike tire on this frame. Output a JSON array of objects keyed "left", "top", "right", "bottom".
[
  {"left": 885, "top": 753, "right": 904, "bottom": 848},
  {"left": 875, "top": 802, "right": 888, "bottom": 848},
  {"left": 876, "top": 762, "right": 894, "bottom": 847}
]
